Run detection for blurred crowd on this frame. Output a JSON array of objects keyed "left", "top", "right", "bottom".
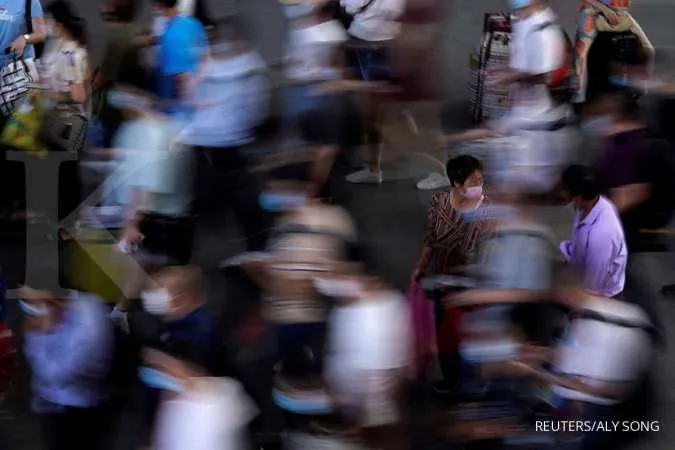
[{"left": 0, "top": 0, "right": 674, "bottom": 450}]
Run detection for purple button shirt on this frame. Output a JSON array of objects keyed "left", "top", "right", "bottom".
[{"left": 560, "top": 196, "right": 628, "bottom": 297}]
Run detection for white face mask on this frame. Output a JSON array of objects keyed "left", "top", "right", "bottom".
[
  {"left": 313, "top": 278, "right": 363, "bottom": 298},
  {"left": 141, "top": 288, "right": 172, "bottom": 315}
]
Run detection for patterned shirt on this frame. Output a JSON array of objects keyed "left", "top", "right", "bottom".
[{"left": 423, "top": 192, "right": 490, "bottom": 275}]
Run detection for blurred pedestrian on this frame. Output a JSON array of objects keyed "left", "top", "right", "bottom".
[
  {"left": 342, "top": 0, "right": 407, "bottom": 185},
  {"left": 19, "top": 286, "right": 113, "bottom": 450},
  {"left": 321, "top": 254, "right": 411, "bottom": 450},
  {"left": 559, "top": 165, "right": 628, "bottom": 298},
  {"left": 440, "top": 0, "right": 574, "bottom": 193},
  {"left": 180, "top": 21, "right": 272, "bottom": 253}
]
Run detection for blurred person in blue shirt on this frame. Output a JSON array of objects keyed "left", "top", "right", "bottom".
[
  {"left": 152, "top": 0, "right": 207, "bottom": 117},
  {"left": 19, "top": 286, "right": 113, "bottom": 450},
  {"left": 179, "top": 21, "right": 272, "bottom": 253}
]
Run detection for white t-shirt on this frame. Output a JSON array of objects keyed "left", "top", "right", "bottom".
[
  {"left": 284, "top": 19, "right": 348, "bottom": 82},
  {"left": 508, "top": 7, "right": 567, "bottom": 124},
  {"left": 341, "top": 0, "right": 406, "bottom": 42},
  {"left": 326, "top": 292, "right": 411, "bottom": 400},
  {"left": 552, "top": 296, "right": 653, "bottom": 406}
]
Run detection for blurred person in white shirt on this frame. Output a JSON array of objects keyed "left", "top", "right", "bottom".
[
  {"left": 431, "top": 0, "right": 576, "bottom": 193},
  {"left": 482, "top": 267, "right": 655, "bottom": 450},
  {"left": 316, "top": 254, "right": 411, "bottom": 450}
]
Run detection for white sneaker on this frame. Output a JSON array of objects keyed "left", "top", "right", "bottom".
[
  {"left": 417, "top": 172, "right": 450, "bottom": 190},
  {"left": 346, "top": 168, "right": 383, "bottom": 184}
]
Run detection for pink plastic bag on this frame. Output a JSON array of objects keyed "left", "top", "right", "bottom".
[{"left": 406, "top": 282, "right": 436, "bottom": 379}]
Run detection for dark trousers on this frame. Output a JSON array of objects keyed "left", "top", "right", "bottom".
[
  {"left": 40, "top": 404, "right": 109, "bottom": 450},
  {"left": 431, "top": 289, "right": 461, "bottom": 391},
  {"left": 194, "top": 146, "right": 270, "bottom": 252}
]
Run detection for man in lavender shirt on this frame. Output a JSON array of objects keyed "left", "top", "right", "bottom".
[{"left": 559, "top": 165, "right": 628, "bottom": 297}]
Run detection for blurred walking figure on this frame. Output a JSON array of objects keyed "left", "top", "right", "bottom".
[
  {"left": 440, "top": 0, "right": 574, "bottom": 193},
  {"left": 19, "top": 286, "right": 113, "bottom": 450},
  {"left": 281, "top": 0, "right": 353, "bottom": 197},
  {"left": 151, "top": 0, "right": 207, "bottom": 118},
  {"left": 343, "top": 0, "right": 407, "bottom": 184},
  {"left": 181, "top": 21, "right": 272, "bottom": 253},
  {"left": 321, "top": 255, "right": 411, "bottom": 450},
  {"left": 559, "top": 165, "right": 627, "bottom": 298}
]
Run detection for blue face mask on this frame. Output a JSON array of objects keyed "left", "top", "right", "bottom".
[
  {"left": 580, "top": 115, "right": 613, "bottom": 136},
  {"left": 273, "top": 389, "right": 333, "bottom": 415},
  {"left": 510, "top": 0, "right": 531, "bottom": 10},
  {"left": 284, "top": 4, "right": 315, "bottom": 20},
  {"left": 19, "top": 299, "right": 49, "bottom": 317},
  {"left": 138, "top": 367, "right": 185, "bottom": 393},
  {"left": 459, "top": 339, "right": 518, "bottom": 363},
  {"left": 460, "top": 205, "right": 518, "bottom": 223},
  {"left": 259, "top": 192, "right": 307, "bottom": 212}
]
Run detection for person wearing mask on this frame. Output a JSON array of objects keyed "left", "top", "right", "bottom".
[
  {"left": 104, "top": 86, "right": 196, "bottom": 323},
  {"left": 179, "top": 21, "right": 272, "bottom": 253},
  {"left": 19, "top": 285, "right": 113, "bottom": 450},
  {"left": 411, "top": 155, "right": 489, "bottom": 393},
  {"left": 437, "top": 0, "right": 574, "bottom": 193},
  {"left": 482, "top": 269, "right": 655, "bottom": 450},
  {"left": 342, "top": 0, "right": 407, "bottom": 185},
  {"left": 559, "top": 165, "right": 628, "bottom": 298},
  {"left": 320, "top": 255, "right": 411, "bottom": 450},
  {"left": 152, "top": 0, "right": 207, "bottom": 117},
  {"left": 136, "top": 265, "right": 220, "bottom": 438}
]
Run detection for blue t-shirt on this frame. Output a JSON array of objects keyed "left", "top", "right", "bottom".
[
  {"left": 158, "top": 15, "right": 206, "bottom": 116},
  {"left": 0, "top": 0, "right": 43, "bottom": 68}
]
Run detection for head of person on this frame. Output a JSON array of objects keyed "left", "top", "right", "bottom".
[
  {"left": 581, "top": 81, "right": 645, "bottom": 138},
  {"left": 560, "top": 164, "right": 601, "bottom": 211},
  {"left": 509, "top": 0, "right": 546, "bottom": 18},
  {"left": 260, "top": 163, "right": 315, "bottom": 213},
  {"left": 45, "top": 0, "right": 88, "bottom": 47},
  {"left": 100, "top": 0, "right": 137, "bottom": 23},
  {"left": 153, "top": 0, "right": 180, "bottom": 17},
  {"left": 142, "top": 266, "right": 206, "bottom": 321},
  {"left": 18, "top": 286, "right": 70, "bottom": 330},
  {"left": 446, "top": 155, "right": 484, "bottom": 200}
]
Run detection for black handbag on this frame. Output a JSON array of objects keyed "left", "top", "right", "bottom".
[{"left": 39, "top": 102, "right": 88, "bottom": 153}]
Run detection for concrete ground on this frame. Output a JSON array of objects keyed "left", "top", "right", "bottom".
[{"left": 2, "top": 0, "right": 675, "bottom": 449}]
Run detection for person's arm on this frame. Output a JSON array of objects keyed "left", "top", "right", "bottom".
[
  {"left": 9, "top": 1, "right": 47, "bottom": 55},
  {"left": 608, "top": 184, "right": 651, "bottom": 215},
  {"left": 413, "top": 194, "right": 441, "bottom": 280},
  {"left": 446, "top": 288, "right": 547, "bottom": 308}
]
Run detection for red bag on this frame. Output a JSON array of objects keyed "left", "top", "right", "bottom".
[
  {"left": 0, "top": 322, "right": 18, "bottom": 398},
  {"left": 406, "top": 282, "right": 436, "bottom": 379}
]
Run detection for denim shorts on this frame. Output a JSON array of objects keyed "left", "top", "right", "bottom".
[{"left": 345, "top": 40, "right": 396, "bottom": 82}]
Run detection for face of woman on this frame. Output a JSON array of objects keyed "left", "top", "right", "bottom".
[{"left": 455, "top": 170, "right": 484, "bottom": 200}]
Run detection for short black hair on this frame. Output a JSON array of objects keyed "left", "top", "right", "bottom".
[
  {"left": 561, "top": 164, "right": 601, "bottom": 200},
  {"left": 445, "top": 155, "right": 483, "bottom": 187},
  {"left": 153, "top": 0, "right": 179, "bottom": 8},
  {"left": 46, "top": 0, "right": 88, "bottom": 47}
]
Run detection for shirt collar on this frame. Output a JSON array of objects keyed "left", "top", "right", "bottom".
[{"left": 577, "top": 196, "right": 608, "bottom": 228}]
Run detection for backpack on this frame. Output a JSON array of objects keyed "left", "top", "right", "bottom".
[{"left": 533, "top": 21, "right": 575, "bottom": 104}]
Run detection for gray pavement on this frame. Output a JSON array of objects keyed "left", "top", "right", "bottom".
[{"left": 1, "top": 0, "right": 675, "bottom": 449}]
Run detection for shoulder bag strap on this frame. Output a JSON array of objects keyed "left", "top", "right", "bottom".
[
  {"left": 356, "top": 0, "right": 378, "bottom": 16},
  {"left": 25, "top": 0, "right": 33, "bottom": 34}
]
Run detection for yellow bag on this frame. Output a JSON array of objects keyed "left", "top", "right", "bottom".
[
  {"left": 60, "top": 227, "right": 129, "bottom": 304},
  {"left": 0, "top": 91, "right": 49, "bottom": 157}
]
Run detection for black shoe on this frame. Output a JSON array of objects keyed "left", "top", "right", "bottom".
[{"left": 662, "top": 284, "right": 675, "bottom": 296}]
